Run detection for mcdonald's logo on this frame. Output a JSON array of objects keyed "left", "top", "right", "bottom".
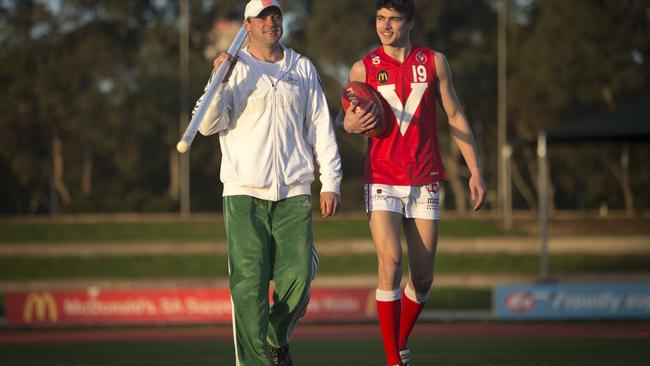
[
  {"left": 23, "top": 292, "right": 59, "bottom": 323},
  {"left": 377, "top": 70, "right": 389, "bottom": 84}
]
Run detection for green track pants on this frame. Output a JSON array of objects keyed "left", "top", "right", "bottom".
[{"left": 224, "top": 195, "right": 317, "bottom": 366}]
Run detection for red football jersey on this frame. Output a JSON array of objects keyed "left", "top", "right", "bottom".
[{"left": 363, "top": 46, "right": 447, "bottom": 185}]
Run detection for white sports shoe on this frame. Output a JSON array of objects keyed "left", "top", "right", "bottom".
[{"left": 399, "top": 348, "right": 411, "bottom": 366}]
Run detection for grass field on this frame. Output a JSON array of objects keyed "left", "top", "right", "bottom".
[
  {"left": 0, "top": 218, "right": 524, "bottom": 243},
  {"left": 2, "top": 253, "right": 649, "bottom": 280},
  {"left": 2, "top": 252, "right": 648, "bottom": 318},
  {"left": 1, "top": 216, "right": 648, "bottom": 365},
  {"left": 2, "top": 337, "right": 649, "bottom": 366},
  {"left": 1, "top": 215, "right": 647, "bottom": 344}
]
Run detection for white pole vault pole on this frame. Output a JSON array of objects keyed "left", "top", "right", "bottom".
[{"left": 176, "top": 25, "right": 248, "bottom": 154}]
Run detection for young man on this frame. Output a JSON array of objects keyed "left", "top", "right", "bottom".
[
  {"left": 339, "top": 1, "right": 487, "bottom": 365},
  {"left": 195, "top": 1, "right": 342, "bottom": 365}
]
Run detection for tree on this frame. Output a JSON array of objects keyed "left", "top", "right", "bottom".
[
  {"left": 1, "top": 0, "right": 648, "bottom": 215},
  {"left": 509, "top": 0, "right": 650, "bottom": 212}
]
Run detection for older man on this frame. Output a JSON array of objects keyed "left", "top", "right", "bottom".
[{"left": 195, "top": 1, "right": 342, "bottom": 364}]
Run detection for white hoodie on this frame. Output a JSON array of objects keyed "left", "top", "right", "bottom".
[{"left": 196, "top": 46, "right": 342, "bottom": 201}]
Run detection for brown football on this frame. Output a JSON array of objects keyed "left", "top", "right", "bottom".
[{"left": 340, "top": 81, "right": 387, "bottom": 138}]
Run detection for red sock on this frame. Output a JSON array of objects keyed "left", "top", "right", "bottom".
[
  {"left": 398, "top": 293, "right": 425, "bottom": 349},
  {"left": 376, "top": 289, "right": 402, "bottom": 366}
]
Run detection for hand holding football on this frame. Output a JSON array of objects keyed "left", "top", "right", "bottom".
[{"left": 340, "top": 81, "right": 386, "bottom": 138}]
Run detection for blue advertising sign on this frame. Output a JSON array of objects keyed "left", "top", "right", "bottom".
[{"left": 494, "top": 283, "right": 650, "bottom": 320}]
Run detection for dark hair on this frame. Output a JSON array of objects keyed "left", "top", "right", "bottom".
[{"left": 375, "top": 0, "right": 415, "bottom": 21}]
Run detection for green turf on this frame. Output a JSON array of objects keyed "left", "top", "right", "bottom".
[
  {"left": 0, "top": 222, "right": 228, "bottom": 243},
  {"left": 426, "top": 288, "right": 492, "bottom": 310},
  {"left": 320, "top": 253, "right": 650, "bottom": 274},
  {"left": 0, "top": 218, "right": 523, "bottom": 243},
  {"left": 0, "top": 337, "right": 648, "bottom": 366},
  {"left": 0, "top": 255, "right": 229, "bottom": 279},
  {"left": 1, "top": 254, "right": 649, "bottom": 280},
  {"left": 295, "top": 338, "right": 650, "bottom": 366}
]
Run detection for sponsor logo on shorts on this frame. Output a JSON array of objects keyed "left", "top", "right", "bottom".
[
  {"left": 377, "top": 70, "right": 389, "bottom": 84},
  {"left": 371, "top": 189, "right": 387, "bottom": 201},
  {"left": 426, "top": 196, "right": 439, "bottom": 210},
  {"left": 426, "top": 183, "right": 439, "bottom": 193}
]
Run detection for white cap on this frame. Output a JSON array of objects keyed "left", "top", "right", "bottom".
[{"left": 244, "top": 0, "right": 282, "bottom": 19}]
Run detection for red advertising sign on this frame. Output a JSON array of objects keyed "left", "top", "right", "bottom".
[
  {"left": 6, "top": 288, "right": 374, "bottom": 326},
  {"left": 304, "top": 288, "right": 375, "bottom": 321}
]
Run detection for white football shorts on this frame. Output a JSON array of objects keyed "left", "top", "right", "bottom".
[{"left": 364, "top": 183, "right": 441, "bottom": 220}]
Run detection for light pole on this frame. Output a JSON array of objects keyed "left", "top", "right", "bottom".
[
  {"left": 537, "top": 132, "right": 549, "bottom": 280},
  {"left": 179, "top": 0, "right": 190, "bottom": 217},
  {"left": 497, "top": 0, "right": 511, "bottom": 229}
]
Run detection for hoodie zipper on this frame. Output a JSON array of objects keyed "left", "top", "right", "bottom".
[
  {"left": 272, "top": 83, "right": 280, "bottom": 201},
  {"left": 242, "top": 48, "right": 294, "bottom": 201},
  {"left": 270, "top": 55, "right": 294, "bottom": 201}
]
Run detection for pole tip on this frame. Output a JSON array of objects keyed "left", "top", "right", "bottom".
[{"left": 176, "top": 141, "right": 189, "bottom": 154}]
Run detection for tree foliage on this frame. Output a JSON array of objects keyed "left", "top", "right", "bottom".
[{"left": 1, "top": 0, "right": 649, "bottom": 214}]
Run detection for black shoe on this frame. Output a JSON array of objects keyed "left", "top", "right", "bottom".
[{"left": 267, "top": 344, "right": 293, "bottom": 366}]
